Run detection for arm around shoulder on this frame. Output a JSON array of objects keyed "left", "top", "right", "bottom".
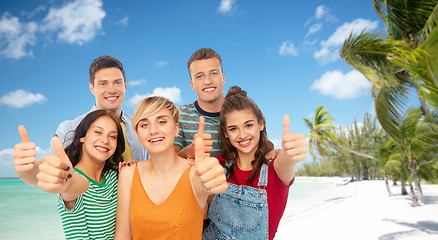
[{"left": 115, "top": 164, "right": 136, "bottom": 240}]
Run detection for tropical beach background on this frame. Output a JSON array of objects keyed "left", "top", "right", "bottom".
[{"left": 1, "top": 0, "right": 437, "bottom": 239}]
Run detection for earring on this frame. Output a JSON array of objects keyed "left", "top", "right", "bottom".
[{"left": 80, "top": 138, "right": 84, "bottom": 143}]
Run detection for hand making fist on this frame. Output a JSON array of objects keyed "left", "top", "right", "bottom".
[
  {"left": 193, "top": 137, "right": 227, "bottom": 194},
  {"left": 281, "top": 114, "right": 307, "bottom": 163},
  {"left": 37, "top": 136, "right": 73, "bottom": 194}
]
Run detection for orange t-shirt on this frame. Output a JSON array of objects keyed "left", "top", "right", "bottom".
[{"left": 129, "top": 165, "right": 204, "bottom": 240}]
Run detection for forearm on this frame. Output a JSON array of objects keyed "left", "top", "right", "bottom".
[
  {"left": 60, "top": 172, "right": 88, "bottom": 202},
  {"left": 17, "top": 163, "right": 40, "bottom": 187},
  {"left": 176, "top": 144, "right": 193, "bottom": 159},
  {"left": 274, "top": 150, "right": 297, "bottom": 185}
]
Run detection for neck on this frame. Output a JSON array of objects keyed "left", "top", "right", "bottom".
[
  {"left": 148, "top": 150, "right": 182, "bottom": 176},
  {"left": 198, "top": 97, "right": 224, "bottom": 113},
  {"left": 237, "top": 151, "right": 256, "bottom": 171},
  {"left": 75, "top": 157, "right": 105, "bottom": 183},
  {"left": 95, "top": 105, "right": 123, "bottom": 121}
]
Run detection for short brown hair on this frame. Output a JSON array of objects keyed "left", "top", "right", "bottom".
[
  {"left": 89, "top": 56, "right": 126, "bottom": 85},
  {"left": 187, "top": 48, "right": 222, "bottom": 76}
]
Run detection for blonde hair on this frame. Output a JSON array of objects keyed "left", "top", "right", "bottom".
[{"left": 132, "top": 96, "right": 181, "bottom": 132}]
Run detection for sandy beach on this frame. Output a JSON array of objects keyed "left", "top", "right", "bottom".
[{"left": 275, "top": 179, "right": 438, "bottom": 240}]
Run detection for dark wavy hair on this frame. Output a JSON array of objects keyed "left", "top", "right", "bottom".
[
  {"left": 64, "top": 110, "right": 125, "bottom": 173},
  {"left": 219, "top": 86, "right": 273, "bottom": 186}
]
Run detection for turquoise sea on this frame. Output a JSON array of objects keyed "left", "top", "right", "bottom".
[{"left": 0, "top": 177, "right": 340, "bottom": 239}]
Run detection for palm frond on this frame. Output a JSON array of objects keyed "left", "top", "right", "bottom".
[
  {"left": 420, "top": 2, "right": 438, "bottom": 42},
  {"left": 340, "top": 31, "right": 399, "bottom": 87},
  {"left": 375, "top": 84, "right": 409, "bottom": 144}
]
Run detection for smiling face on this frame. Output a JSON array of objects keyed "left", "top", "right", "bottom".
[
  {"left": 224, "top": 109, "right": 265, "bottom": 156},
  {"left": 189, "top": 58, "right": 225, "bottom": 111},
  {"left": 136, "top": 108, "right": 179, "bottom": 154},
  {"left": 89, "top": 67, "right": 127, "bottom": 116},
  {"left": 80, "top": 116, "right": 118, "bottom": 164}
]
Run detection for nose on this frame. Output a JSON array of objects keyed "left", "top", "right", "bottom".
[
  {"left": 107, "top": 82, "right": 117, "bottom": 93},
  {"left": 150, "top": 122, "right": 159, "bottom": 134},
  {"left": 101, "top": 135, "right": 110, "bottom": 144},
  {"left": 237, "top": 128, "right": 245, "bottom": 139},
  {"left": 204, "top": 75, "right": 213, "bottom": 85}
]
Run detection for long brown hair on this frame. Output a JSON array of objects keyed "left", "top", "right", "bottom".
[
  {"left": 219, "top": 86, "right": 273, "bottom": 186},
  {"left": 64, "top": 110, "right": 125, "bottom": 173}
]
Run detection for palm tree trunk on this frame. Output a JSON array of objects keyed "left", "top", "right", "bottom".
[
  {"left": 384, "top": 174, "right": 393, "bottom": 196},
  {"left": 408, "top": 181, "right": 418, "bottom": 205},
  {"left": 324, "top": 138, "right": 374, "bottom": 159},
  {"left": 401, "top": 179, "right": 408, "bottom": 195},
  {"left": 409, "top": 159, "right": 424, "bottom": 205}
]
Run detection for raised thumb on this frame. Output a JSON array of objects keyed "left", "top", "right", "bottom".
[
  {"left": 52, "top": 136, "right": 69, "bottom": 161},
  {"left": 18, "top": 125, "right": 30, "bottom": 143},
  {"left": 197, "top": 116, "right": 205, "bottom": 134},
  {"left": 283, "top": 114, "right": 291, "bottom": 134},
  {"left": 194, "top": 137, "right": 205, "bottom": 164}
]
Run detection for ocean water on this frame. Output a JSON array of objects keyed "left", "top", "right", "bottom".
[
  {"left": 0, "top": 179, "right": 64, "bottom": 240},
  {"left": 0, "top": 177, "right": 340, "bottom": 239}
]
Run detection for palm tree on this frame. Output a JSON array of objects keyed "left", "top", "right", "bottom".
[
  {"left": 340, "top": 0, "right": 438, "bottom": 144},
  {"left": 390, "top": 108, "right": 438, "bottom": 205},
  {"left": 304, "top": 106, "right": 374, "bottom": 161}
]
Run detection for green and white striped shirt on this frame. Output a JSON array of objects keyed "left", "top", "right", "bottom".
[
  {"left": 57, "top": 168, "right": 118, "bottom": 240},
  {"left": 175, "top": 101, "right": 221, "bottom": 157}
]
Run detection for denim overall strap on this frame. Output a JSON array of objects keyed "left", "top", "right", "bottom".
[
  {"left": 203, "top": 163, "right": 270, "bottom": 240},
  {"left": 258, "top": 163, "right": 269, "bottom": 188}
]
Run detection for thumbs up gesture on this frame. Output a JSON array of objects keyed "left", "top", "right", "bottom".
[
  {"left": 36, "top": 136, "right": 73, "bottom": 194},
  {"left": 281, "top": 115, "right": 307, "bottom": 164},
  {"left": 193, "top": 137, "right": 227, "bottom": 195},
  {"left": 191, "top": 116, "right": 213, "bottom": 158},
  {"left": 13, "top": 125, "right": 38, "bottom": 174}
]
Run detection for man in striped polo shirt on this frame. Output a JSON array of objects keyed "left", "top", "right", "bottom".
[{"left": 174, "top": 48, "right": 225, "bottom": 158}]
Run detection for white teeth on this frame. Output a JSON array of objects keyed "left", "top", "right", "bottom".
[
  {"left": 204, "top": 87, "right": 215, "bottom": 92},
  {"left": 240, "top": 140, "right": 250, "bottom": 145},
  {"left": 106, "top": 96, "right": 117, "bottom": 100},
  {"left": 96, "top": 146, "right": 108, "bottom": 152},
  {"left": 150, "top": 137, "right": 164, "bottom": 143}
]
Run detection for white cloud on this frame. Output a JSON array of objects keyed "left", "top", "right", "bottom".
[
  {"left": 0, "top": 89, "right": 47, "bottom": 108},
  {"left": 310, "top": 70, "right": 372, "bottom": 99},
  {"left": 315, "top": 5, "right": 328, "bottom": 19},
  {"left": 116, "top": 17, "right": 129, "bottom": 26},
  {"left": 306, "top": 23, "right": 323, "bottom": 37},
  {"left": 129, "top": 79, "right": 146, "bottom": 86},
  {"left": 271, "top": 139, "right": 282, "bottom": 150},
  {"left": 129, "top": 87, "right": 182, "bottom": 106},
  {"left": 155, "top": 60, "right": 168, "bottom": 67},
  {"left": 314, "top": 18, "right": 379, "bottom": 64},
  {"left": 41, "top": 0, "right": 105, "bottom": 45},
  {"left": 0, "top": 148, "right": 13, "bottom": 166},
  {"left": 0, "top": 146, "right": 52, "bottom": 167},
  {"left": 279, "top": 40, "right": 297, "bottom": 56},
  {"left": 0, "top": 13, "right": 37, "bottom": 59},
  {"left": 218, "top": 0, "right": 236, "bottom": 14}
]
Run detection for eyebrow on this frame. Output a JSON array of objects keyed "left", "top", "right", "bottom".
[
  {"left": 92, "top": 125, "right": 117, "bottom": 134},
  {"left": 140, "top": 115, "right": 170, "bottom": 122},
  {"left": 227, "top": 120, "right": 255, "bottom": 128},
  {"left": 96, "top": 78, "right": 124, "bottom": 82}
]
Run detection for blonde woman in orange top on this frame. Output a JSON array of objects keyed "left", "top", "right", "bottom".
[{"left": 114, "top": 96, "right": 228, "bottom": 240}]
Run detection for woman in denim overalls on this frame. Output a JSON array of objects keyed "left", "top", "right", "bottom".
[{"left": 203, "top": 86, "right": 307, "bottom": 240}]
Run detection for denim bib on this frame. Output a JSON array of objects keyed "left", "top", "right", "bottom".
[{"left": 203, "top": 163, "right": 269, "bottom": 240}]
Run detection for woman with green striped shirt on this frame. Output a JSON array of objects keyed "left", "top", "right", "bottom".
[{"left": 34, "top": 110, "right": 125, "bottom": 239}]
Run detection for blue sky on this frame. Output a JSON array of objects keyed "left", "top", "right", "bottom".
[{"left": 0, "top": 0, "right": 387, "bottom": 177}]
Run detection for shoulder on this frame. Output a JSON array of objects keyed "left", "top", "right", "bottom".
[
  {"left": 119, "top": 163, "right": 136, "bottom": 180},
  {"left": 121, "top": 111, "right": 132, "bottom": 121},
  {"left": 56, "top": 112, "right": 88, "bottom": 134}
]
